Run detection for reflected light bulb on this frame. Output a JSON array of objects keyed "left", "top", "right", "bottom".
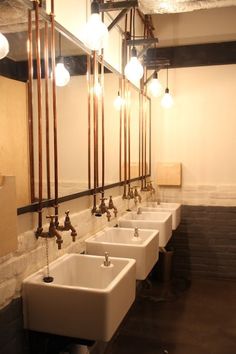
[
  {"left": 93, "top": 81, "right": 102, "bottom": 96},
  {"left": 55, "top": 62, "right": 70, "bottom": 87},
  {"left": 124, "top": 47, "right": 143, "bottom": 82},
  {"left": 161, "top": 88, "right": 174, "bottom": 109},
  {"left": 114, "top": 92, "right": 124, "bottom": 110},
  {"left": 82, "top": 13, "right": 108, "bottom": 51},
  {"left": 0, "top": 32, "right": 9, "bottom": 60},
  {"left": 148, "top": 73, "right": 163, "bottom": 97}
]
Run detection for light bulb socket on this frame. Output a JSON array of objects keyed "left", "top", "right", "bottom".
[
  {"left": 165, "top": 87, "right": 169, "bottom": 94},
  {"left": 153, "top": 71, "right": 158, "bottom": 79},
  {"left": 131, "top": 46, "right": 137, "bottom": 57},
  {"left": 91, "top": 0, "right": 99, "bottom": 14}
]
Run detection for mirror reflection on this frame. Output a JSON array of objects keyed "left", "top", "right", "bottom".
[{"left": 0, "top": 26, "right": 31, "bottom": 208}]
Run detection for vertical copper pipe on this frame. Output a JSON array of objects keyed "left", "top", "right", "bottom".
[
  {"left": 127, "top": 83, "right": 131, "bottom": 183},
  {"left": 138, "top": 91, "right": 141, "bottom": 178},
  {"left": 123, "top": 79, "right": 127, "bottom": 197},
  {"left": 119, "top": 76, "right": 122, "bottom": 182},
  {"left": 101, "top": 54, "right": 105, "bottom": 190},
  {"left": 44, "top": 21, "right": 51, "bottom": 200},
  {"left": 144, "top": 95, "right": 147, "bottom": 187},
  {"left": 35, "top": 0, "right": 43, "bottom": 230},
  {"left": 27, "top": 9, "right": 35, "bottom": 203},
  {"left": 140, "top": 92, "right": 144, "bottom": 189},
  {"left": 87, "top": 55, "right": 91, "bottom": 190},
  {"left": 93, "top": 51, "right": 98, "bottom": 209},
  {"left": 50, "top": 0, "right": 59, "bottom": 220}
]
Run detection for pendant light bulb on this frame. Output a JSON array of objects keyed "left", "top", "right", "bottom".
[
  {"left": 148, "top": 71, "right": 162, "bottom": 97},
  {"left": 124, "top": 47, "right": 143, "bottom": 82},
  {"left": 161, "top": 88, "right": 174, "bottom": 108},
  {"left": 161, "top": 66, "right": 173, "bottom": 108},
  {"left": 114, "top": 91, "right": 124, "bottom": 111},
  {"left": 55, "top": 61, "right": 70, "bottom": 87},
  {"left": 0, "top": 32, "right": 9, "bottom": 60},
  {"left": 94, "top": 80, "right": 102, "bottom": 97},
  {"left": 82, "top": 1, "right": 108, "bottom": 51}
]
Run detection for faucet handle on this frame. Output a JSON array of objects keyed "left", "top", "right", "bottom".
[
  {"left": 46, "top": 215, "right": 57, "bottom": 223},
  {"left": 65, "top": 210, "right": 70, "bottom": 217}
]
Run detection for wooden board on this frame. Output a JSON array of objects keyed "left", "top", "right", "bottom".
[
  {"left": 0, "top": 176, "right": 17, "bottom": 257},
  {"left": 157, "top": 163, "right": 182, "bottom": 186}
]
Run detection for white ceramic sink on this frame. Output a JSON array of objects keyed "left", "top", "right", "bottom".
[
  {"left": 23, "top": 253, "right": 136, "bottom": 341},
  {"left": 140, "top": 202, "right": 181, "bottom": 230},
  {"left": 85, "top": 227, "right": 159, "bottom": 280},
  {"left": 118, "top": 211, "right": 172, "bottom": 248}
]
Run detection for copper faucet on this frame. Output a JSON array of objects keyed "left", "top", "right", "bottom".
[
  {"left": 92, "top": 193, "right": 111, "bottom": 221},
  {"left": 35, "top": 215, "right": 63, "bottom": 250},
  {"left": 56, "top": 210, "right": 77, "bottom": 242},
  {"left": 134, "top": 186, "right": 142, "bottom": 203},
  {"left": 108, "top": 196, "right": 118, "bottom": 217},
  {"left": 147, "top": 181, "right": 156, "bottom": 194}
]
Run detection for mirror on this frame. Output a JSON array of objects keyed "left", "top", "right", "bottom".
[
  {"left": 32, "top": 26, "right": 89, "bottom": 201},
  {"left": 0, "top": 8, "right": 31, "bottom": 208},
  {"left": 129, "top": 84, "right": 140, "bottom": 179},
  {"left": 104, "top": 72, "right": 120, "bottom": 186},
  {"left": 0, "top": 1, "right": 151, "bottom": 213}
]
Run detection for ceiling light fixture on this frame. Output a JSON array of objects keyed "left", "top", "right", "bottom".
[
  {"left": 0, "top": 32, "right": 9, "bottom": 60},
  {"left": 82, "top": 0, "right": 108, "bottom": 51},
  {"left": 148, "top": 70, "right": 162, "bottom": 97},
  {"left": 161, "top": 66, "right": 173, "bottom": 108},
  {"left": 124, "top": 8, "right": 144, "bottom": 82},
  {"left": 55, "top": 34, "right": 70, "bottom": 87}
]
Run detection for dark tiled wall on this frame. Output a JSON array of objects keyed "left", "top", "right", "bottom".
[
  {"left": 0, "top": 298, "right": 29, "bottom": 354},
  {"left": 169, "top": 205, "right": 236, "bottom": 279}
]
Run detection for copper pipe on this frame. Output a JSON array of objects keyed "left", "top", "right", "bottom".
[
  {"left": 140, "top": 91, "right": 144, "bottom": 189},
  {"left": 50, "top": 0, "right": 59, "bottom": 220},
  {"left": 119, "top": 76, "right": 122, "bottom": 182},
  {"left": 93, "top": 51, "right": 98, "bottom": 209},
  {"left": 27, "top": 9, "right": 35, "bottom": 203},
  {"left": 127, "top": 82, "right": 131, "bottom": 183},
  {"left": 35, "top": 0, "right": 43, "bottom": 230},
  {"left": 144, "top": 95, "right": 147, "bottom": 188},
  {"left": 87, "top": 55, "right": 91, "bottom": 190},
  {"left": 44, "top": 21, "right": 51, "bottom": 200},
  {"left": 101, "top": 54, "right": 105, "bottom": 190},
  {"left": 95, "top": 56, "right": 99, "bottom": 190},
  {"left": 123, "top": 79, "right": 127, "bottom": 197}
]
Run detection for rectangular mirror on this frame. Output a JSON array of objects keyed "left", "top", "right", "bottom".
[{"left": 0, "top": 5, "right": 31, "bottom": 208}]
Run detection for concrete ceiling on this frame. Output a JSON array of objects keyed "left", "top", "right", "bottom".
[{"left": 138, "top": 0, "right": 236, "bottom": 14}]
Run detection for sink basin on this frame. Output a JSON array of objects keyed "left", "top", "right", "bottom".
[
  {"left": 140, "top": 202, "right": 181, "bottom": 230},
  {"left": 85, "top": 227, "right": 159, "bottom": 280},
  {"left": 23, "top": 253, "right": 136, "bottom": 341},
  {"left": 118, "top": 211, "right": 172, "bottom": 248}
]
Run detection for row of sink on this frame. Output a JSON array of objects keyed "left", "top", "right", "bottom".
[{"left": 23, "top": 202, "right": 181, "bottom": 342}]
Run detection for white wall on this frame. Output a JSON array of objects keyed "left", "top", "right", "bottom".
[
  {"left": 152, "top": 6, "right": 236, "bottom": 47},
  {"left": 151, "top": 64, "right": 236, "bottom": 205}
]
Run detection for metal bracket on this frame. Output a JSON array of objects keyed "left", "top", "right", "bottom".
[{"left": 108, "top": 8, "right": 130, "bottom": 31}]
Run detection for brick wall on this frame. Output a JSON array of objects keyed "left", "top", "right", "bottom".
[{"left": 169, "top": 205, "right": 236, "bottom": 279}]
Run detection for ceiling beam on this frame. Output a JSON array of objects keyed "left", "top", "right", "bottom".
[{"left": 100, "top": 1, "right": 138, "bottom": 12}]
